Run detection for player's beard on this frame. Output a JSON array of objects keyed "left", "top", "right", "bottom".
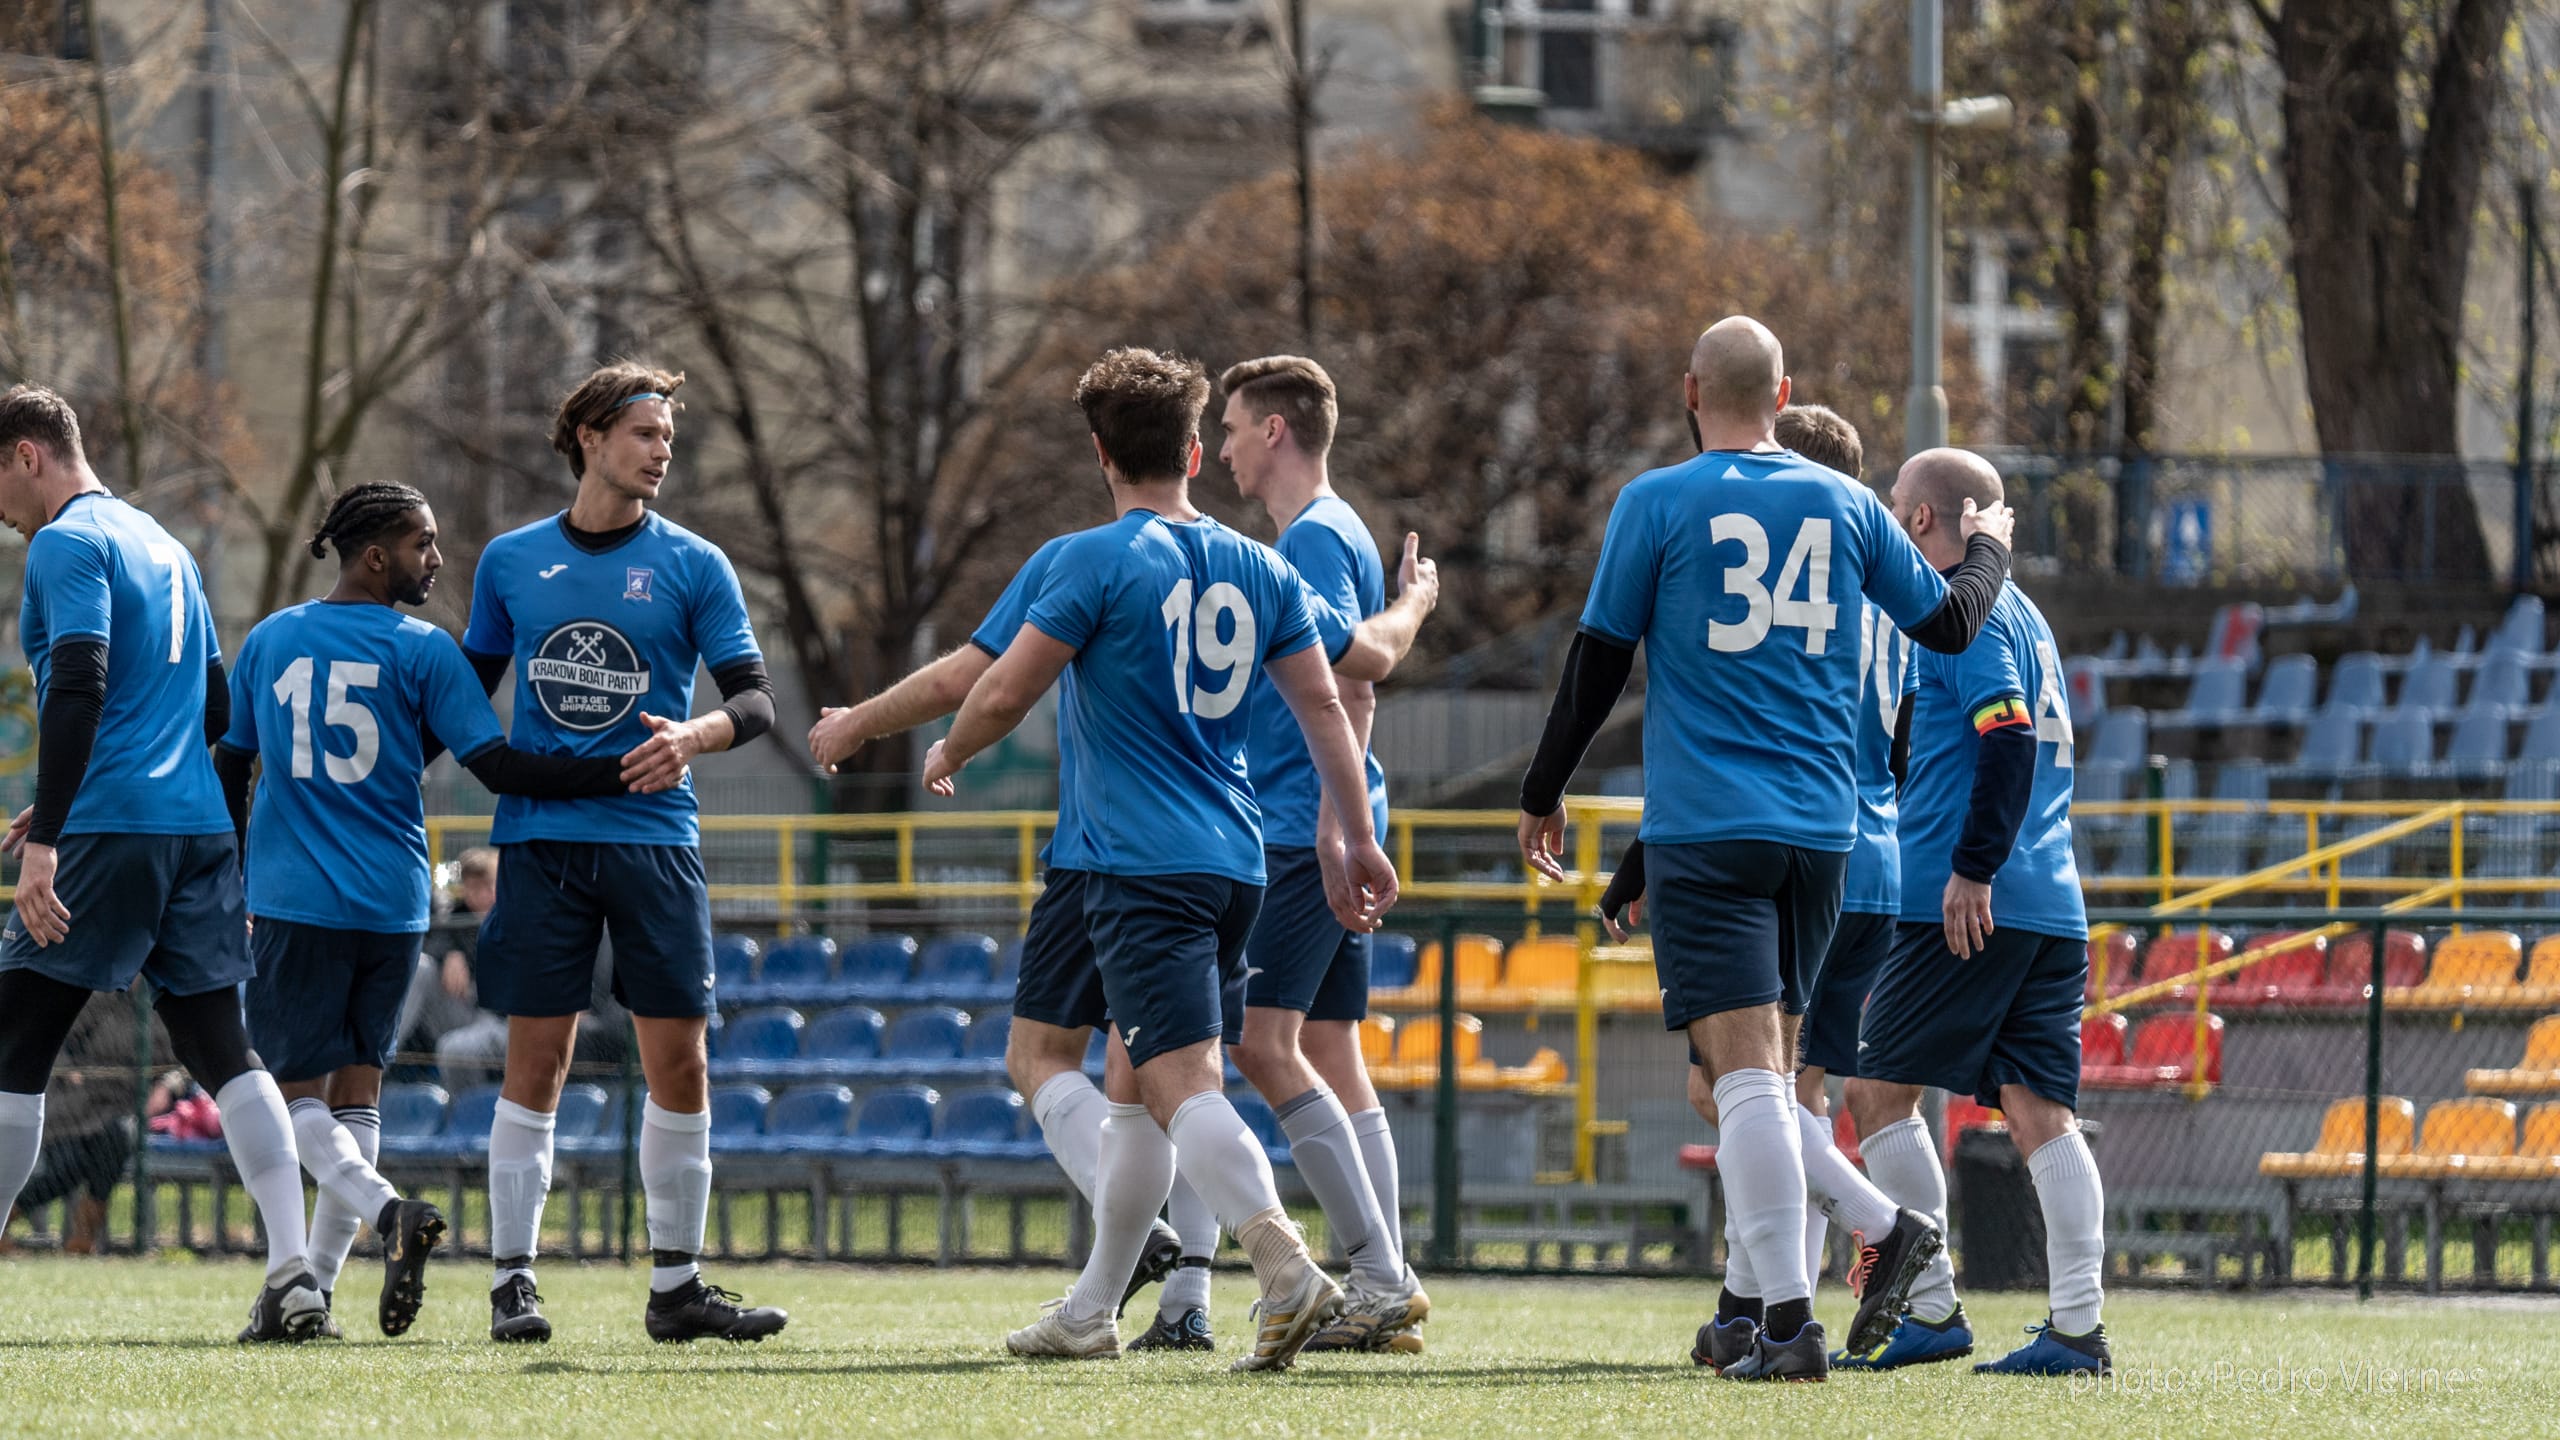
[{"left": 1687, "top": 412, "right": 1703, "bottom": 454}]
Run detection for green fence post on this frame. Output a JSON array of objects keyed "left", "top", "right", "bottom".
[
  {"left": 2358, "top": 916, "right": 2386, "bottom": 1301},
  {"left": 2144, "top": 756, "right": 2169, "bottom": 880},
  {"left": 1431, "top": 912, "right": 1461, "bottom": 1270},
  {"left": 620, "top": 1027, "right": 641, "bottom": 1263},
  {"left": 808, "top": 774, "right": 832, "bottom": 928},
  {"left": 128, "top": 982, "right": 153, "bottom": 1253}
]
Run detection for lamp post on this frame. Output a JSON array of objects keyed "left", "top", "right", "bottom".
[{"left": 1905, "top": 0, "right": 2013, "bottom": 456}]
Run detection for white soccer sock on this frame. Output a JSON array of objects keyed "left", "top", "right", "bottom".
[
  {"left": 1275, "top": 1087, "right": 1398, "bottom": 1288},
  {"left": 1859, "top": 1116, "right": 1959, "bottom": 1320},
  {"left": 1031, "top": 1071, "right": 1108, "bottom": 1205},
  {"left": 306, "top": 1105, "right": 380, "bottom": 1295},
  {"left": 1720, "top": 1198, "right": 1758, "bottom": 1296},
  {"left": 642, "top": 1100, "right": 713, "bottom": 1293},
  {"left": 488, "top": 1097, "right": 556, "bottom": 1284},
  {"left": 216, "top": 1072, "right": 310, "bottom": 1282},
  {"left": 1348, "top": 1107, "right": 1405, "bottom": 1273},
  {"left": 1803, "top": 1203, "right": 1829, "bottom": 1289},
  {"left": 0, "top": 1091, "right": 44, "bottom": 1219},
  {"left": 1795, "top": 1103, "right": 1897, "bottom": 1239},
  {"left": 1164, "top": 1091, "right": 1299, "bottom": 1288},
  {"left": 289, "top": 1097, "right": 399, "bottom": 1232},
  {"left": 1065, "top": 1103, "right": 1178, "bottom": 1322},
  {"left": 2027, "top": 1127, "right": 2106, "bottom": 1334},
  {"left": 1710, "top": 1068, "right": 1809, "bottom": 1305},
  {"left": 1158, "top": 1174, "right": 1220, "bottom": 1316}
]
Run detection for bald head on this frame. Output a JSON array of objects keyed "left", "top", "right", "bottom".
[
  {"left": 1687, "top": 317, "right": 1786, "bottom": 425},
  {"left": 1898, "top": 447, "right": 2004, "bottom": 516}
]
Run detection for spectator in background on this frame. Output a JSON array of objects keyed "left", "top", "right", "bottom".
[
  {"left": 2, "top": 983, "right": 181, "bottom": 1253},
  {"left": 424, "top": 849, "right": 506, "bottom": 1090}
]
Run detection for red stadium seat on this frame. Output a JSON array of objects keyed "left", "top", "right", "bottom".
[
  {"left": 2209, "top": 931, "right": 2329, "bottom": 1008},
  {"left": 2137, "top": 930, "right": 2234, "bottom": 1001},
  {"left": 2082, "top": 1013, "right": 2128, "bottom": 1071},
  {"left": 1943, "top": 1098, "right": 2001, "bottom": 1163},
  {"left": 2087, "top": 1013, "right": 2224, "bottom": 1088},
  {"left": 2318, "top": 929, "right": 2430, "bottom": 1005},
  {"left": 2084, "top": 930, "right": 2141, "bottom": 1002}
]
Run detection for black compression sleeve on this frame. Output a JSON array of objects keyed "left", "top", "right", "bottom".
[
  {"left": 203, "top": 658, "right": 230, "bottom": 749},
  {"left": 1520, "top": 629, "right": 1637, "bottom": 817},
  {"left": 711, "top": 658, "right": 775, "bottom": 749},
  {"left": 1599, "top": 838, "right": 1646, "bottom": 923},
  {"left": 461, "top": 743, "right": 629, "bottom": 800},
  {"left": 1901, "top": 535, "right": 2011, "bottom": 655},
  {"left": 466, "top": 648, "right": 510, "bottom": 697},
  {"left": 1952, "top": 721, "right": 2038, "bottom": 883},
  {"left": 213, "top": 743, "right": 255, "bottom": 850},
  {"left": 1890, "top": 691, "right": 1915, "bottom": 791},
  {"left": 29, "top": 640, "right": 108, "bottom": 847}
]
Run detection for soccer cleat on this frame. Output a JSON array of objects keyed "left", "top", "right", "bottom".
[
  {"left": 1301, "top": 1268, "right": 1430, "bottom": 1354},
  {"left": 645, "top": 1276, "right": 790, "bottom": 1344},
  {"left": 1230, "top": 1259, "right": 1344, "bottom": 1373},
  {"left": 1841, "top": 1208, "right": 1944, "bottom": 1356},
  {"left": 1719, "top": 1319, "right": 1829, "bottom": 1382},
  {"left": 1691, "top": 1316, "right": 1760, "bottom": 1373},
  {"left": 1833, "top": 1305, "right": 1975, "bottom": 1370},
  {"left": 1974, "top": 1319, "right": 2111, "bottom": 1377},
  {"left": 317, "top": 1291, "right": 344, "bottom": 1341},
  {"left": 489, "top": 1274, "right": 553, "bottom": 1344},
  {"left": 1006, "top": 1296, "right": 1121, "bottom": 1359},
  {"left": 237, "top": 1263, "right": 330, "bottom": 1344},
  {"left": 375, "top": 1198, "right": 446, "bottom": 1338},
  {"left": 1119, "top": 1220, "right": 1184, "bottom": 1317},
  {"left": 1126, "top": 1306, "right": 1215, "bottom": 1352}
]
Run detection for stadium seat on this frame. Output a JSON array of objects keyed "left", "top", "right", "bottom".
[
  {"left": 2396, "top": 931, "right": 2524, "bottom": 1007},
  {"left": 2366, "top": 707, "right": 2436, "bottom": 773},
  {"left": 839, "top": 935, "right": 920, "bottom": 992},
  {"left": 2210, "top": 931, "right": 2329, "bottom": 1007},
  {"left": 1942, "top": 1098, "right": 2001, "bottom": 1164},
  {"left": 378, "top": 1083, "right": 449, "bottom": 1142},
  {"left": 766, "top": 1084, "right": 855, "bottom": 1142},
  {"left": 2162, "top": 658, "right": 2248, "bottom": 727},
  {"left": 2462, "top": 1015, "right": 2560, "bottom": 1096},
  {"left": 1370, "top": 934, "right": 1421, "bottom": 992},
  {"left": 2073, "top": 760, "right": 2130, "bottom": 803},
  {"left": 554, "top": 1083, "right": 611, "bottom": 1140},
  {"left": 2064, "top": 656, "right": 2107, "bottom": 734},
  {"left": 2319, "top": 929, "right": 2429, "bottom": 1004},
  {"left": 1501, "top": 936, "right": 1579, "bottom": 1003},
  {"left": 2137, "top": 929, "right": 2234, "bottom": 998},
  {"left": 937, "top": 1087, "right": 1027, "bottom": 1152},
  {"left": 2398, "top": 644, "right": 2457, "bottom": 713},
  {"left": 2384, "top": 1098, "right": 2518, "bottom": 1178},
  {"left": 2284, "top": 703, "right": 2366, "bottom": 779},
  {"left": 916, "top": 934, "right": 1000, "bottom": 991},
  {"left": 1358, "top": 1016, "right": 1394, "bottom": 1066},
  {"left": 1229, "top": 1092, "right": 1292, "bottom": 1165},
  {"left": 887, "top": 1007, "right": 970, "bottom": 1060},
  {"left": 2084, "top": 929, "right": 2142, "bottom": 1000},
  {"left": 993, "top": 938, "right": 1024, "bottom": 988},
  {"left": 2493, "top": 595, "right": 2547, "bottom": 658},
  {"left": 2473, "top": 651, "right": 2533, "bottom": 712},
  {"left": 2185, "top": 762, "right": 2269, "bottom": 876},
  {"left": 1394, "top": 1013, "right": 1486, "bottom": 1070},
  {"left": 964, "top": 1010, "right": 1012, "bottom": 1059},
  {"left": 709, "top": 1084, "right": 772, "bottom": 1136},
  {"left": 2522, "top": 939, "right": 2560, "bottom": 1003},
  {"left": 2086, "top": 708, "right": 2149, "bottom": 772},
  {"left": 802, "top": 1006, "right": 888, "bottom": 1061},
  {"left": 2523, "top": 1104, "right": 2560, "bottom": 1160},
  {"left": 758, "top": 936, "right": 838, "bottom": 990},
  {"left": 718, "top": 1006, "right": 806, "bottom": 1062},
  {"left": 1417, "top": 935, "right": 1504, "bottom": 1000},
  {"left": 2251, "top": 653, "right": 2319, "bottom": 726},
  {"left": 2081, "top": 1013, "right": 2128, "bottom": 1070},
  {"left": 2523, "top": 707, "right": 2560, "bottom": 765},
  {"left": 712, "top": 933, "right": 761, "bottom": 981},
  {"left": 2260, "top": 1096, "right": 2417, "bottom": 1177},
  {"left": 2206, "top": 602, "right": 2263, "bottom": 665},
  {"left": 2327, "top": 652, "right": 2387, "bottom": 711},
  {"left": 1082, "top": 1029, "right": 1107, "bottom": 1073},
  {"left": 2447, "top": 704, "right": 2512, "bottom": 775},
  {"left": 2086, "top": 1014, "right": 2222, "bottom": 1088},
  {"left": 444, "top": 1085, "right": 502, "bottom": 1148}
]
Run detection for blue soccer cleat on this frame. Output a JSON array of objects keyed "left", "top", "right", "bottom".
[
  {"left": 1832, "top": 1305, "right": 1974, "bottom": 1370},
  {"left": 1973, "top": 1319, "right": 2111, "bottom": 1377}
]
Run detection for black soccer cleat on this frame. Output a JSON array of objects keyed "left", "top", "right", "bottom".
[
  {"left": 1691, "top": 1316, "right": 1760, "bottom": 1373},
  {"left": 644, "top": 1276, "right": 790, "bottom": 1344},
  {"left": 1127, "top": 1306, "right": 1216, "bottom": 1352},
  {"left": 490, "top": 1273, "right": 553, "bottom": 1344},
  {"left": 375, "top": 1198, "right": 446, "bottom": 1338},
  {"left": 1719, "top": 1319, "right": 1829, "bottom": 1382},
  {"left": 1119, "top": 1222, "right": 1184, "bottom": 1317},
  {"left": 1842, "top": 1208, "right": 1944, "bottom": 1356},
  {"left": 238, "top": 1263, "right": 330, "bottom": 1344}
]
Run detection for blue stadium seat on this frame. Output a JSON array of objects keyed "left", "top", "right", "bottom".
[
  {"left": 554, "top": 1084, "right": 611, "bottom": 1139},
  {"left": 2524, "top": 703, "right": 2560, "bottom": 764},
  {"left": 853, "top": 1084, "right": 940, "bottom": 1155},
  {"left": 2186, "top": 762, "right": 2269, "bottom": 876},
  {"left": 709, "top": 1084, "right": 772, "bottom": 1136},
  {"left": 2398, "top": 646, "right": 2456, "bottom": 713},
  {"left": 712, "top": 933, "right": 761, "bottom": 982},
  {"left": 1082, "top": 1029, "right": 1107, "bottom": 1073},
  {"left": 916, "top": 934, "right": 999, "bottom": 991},
  {"left": 378, "top": 1083, "right": 448, "bottom": 1142},
  {"left": 718, "top": 1007, "right": 806, "bottom": 1062},
  {"left": 965, "top": 1010, "right": 1012, "bottom": 1059},
  {"left": 2251, "top": 654, "right": 2318, "bottom": 726},
  {"left": 936, "top": 1086, "right": 1028, "bottom": 1154},
  {"left": 2328, "top": 652, "right": 2386, "bottom": 711},
  {"left": 2073, "top": 761, "right": 2129, "bottom": 803},
  {"left": 758, "top": 936, "right": 837, "bottom": 989},
  {"left": 1595, "top": 766, "right": 1644, "bottom": 797},
  {"left": 993, "top": 938, "right": 1024, "bottom": 988},
  {"left": 839, "top": 935, "right": 919, "bottom": 992},
  {"left": 1229, "top": 1092, "right": 1292, "bottom": 1166},
  {"left": 2473, "top": 652, "right": 2533, "bottom": 713},
  {"left": 2086, "top": 708, "right": 2149, "bottom": 772},
  {"left": 443, "top": 1085, "right": 502, "bottom": 1151},
  {"left": 2339, "top": 815, "right": 2397, "bottom": 879},
  {"left": 2367, "top": 708, "right": 2436, "bottom": 773},
  {"left": 2448, "top": 706, "right": 2511, "bottom": 775},
  {"left": 802, "top": 1006, "right": 886, "bottom": 1062},
  {"left": 2162, "top": 658, "right": 2247, "bottom": 727},
  {"left": 888, "top": 1007, "right": 969, "bottom": 1060},
  {"left": 1370, "top": 934, "right": 1421, "bottom": 991},
  {"left": 766, "top": 1084, "right": 855, "bottom": 1141},
  {"left": 2493, "top": 595, "right": 2546, "bottom": 657},
  {"left": 2064, "top": 656, "right": 2107, "bottom": 734},
  {"left": 2475, "top": 765, "right": 2558, "bottom": 878},
  {"left": 2285, "top": 704, "right": 2367, "bottom": 779}
]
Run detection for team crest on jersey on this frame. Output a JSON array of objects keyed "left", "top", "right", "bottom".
[
  {"left": 527, "top": 620, "right": 651, "bottom": 731},
  {"left": 624, "top": 567, "right": 654, "bottom": 602}
]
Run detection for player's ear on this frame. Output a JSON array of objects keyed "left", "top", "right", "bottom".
[
  {"left": 1185, "top": 436, "right": 1202, "bottom": 480},
  {"left": 1774, "top": 373, "right": 1791, "bottom": 413}
]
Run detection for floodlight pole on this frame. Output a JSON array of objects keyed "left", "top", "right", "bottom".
[{"left": 1906, "top": 0, "right": 1947, "bottom": 457}]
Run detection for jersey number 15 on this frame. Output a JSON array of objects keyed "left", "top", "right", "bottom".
[{"left": 272, "top": 657, "right": 382, "bottom": 784}]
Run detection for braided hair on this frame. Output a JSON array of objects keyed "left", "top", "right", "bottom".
[{"left": 308, "top": 482, "right": 428, "bottom": 562}]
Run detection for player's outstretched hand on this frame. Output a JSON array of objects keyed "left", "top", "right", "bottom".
[
  {"left": 1943, "top": 874, "right": 1994, "bottom": 959},
  {"left": 808, "top": 706, "right": 864, "bottom": 774},
  {"left": 1398, "top": 533, "right": 1439, "bottom": 609},
  {"left": 14, "top": 842, "right": 70, "bottom": 946},
  {"left": 1959, "top": 495, "right": 2015, "bottom": 550},
  {"left": 1329, "top": 838, "right": 1399, "bottom": 931},
  {"left": 921, "top": 739, "right": 960, "bottom": 798},
  {"left": 1517, "top": 804, "right": 1568, "bottom": 884},
  {"left": 1600, "top": 895, "right": 1646, "bottom": 943},
  {"left": 621, "top": 713, "right": 701, "bottom": 794},
  {"left": 1, "top": 805, "right": 31, "bottom": 857}
]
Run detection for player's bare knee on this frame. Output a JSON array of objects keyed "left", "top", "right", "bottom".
[
  {"left": 1844, "top": 1078, "right": 1922, "bottom": 1137},
  {"left": 1685, "top": 1065, "right": 1716, "bottom": 1126},
  {"left": 2001, "top": 1087, "right": 2078, "bottom": 1156},
  {"left": 325, "top": 1066, "right": 383, "bottom": 1110},
  {"left": 1004, "top": 1019, "right": 1087, "bottom": 1097},
  {"left": 1795, "top": 1066, "right": 1829, "bottom": 1115}
]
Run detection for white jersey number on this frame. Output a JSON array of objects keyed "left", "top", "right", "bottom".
[
  {"left": 1160, "top": 579, "right": 1258, "bottom": 721},
  {"left": 2033, "top": 638, "right": 2075, "bottom": 769},
  {"left": 272, "top": 657, "right": 383, "bottom": 784},
  {"left": 144, "top": 542, "right": 187, "bottom": 664},
  {"left": 1708, "top": 515, "right": 1839, "bottom": 655},
  {"left": 1861, "top": 607, "right": 1909, "bottom": 734}
]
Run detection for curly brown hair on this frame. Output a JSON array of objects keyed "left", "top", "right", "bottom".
[
  {"left": 1075, "top": 348, "right": 1209, "bottom": 482},
  {"left": 549, "top": 361, "right": 685, "bottom": 478}
]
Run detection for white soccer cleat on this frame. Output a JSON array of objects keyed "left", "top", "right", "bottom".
[
  {"left": 1302, "top": 1265, "right": 1430, "bottom": 1354},
  {"left": 1005, "top": 1296, "right": 1121, "bottom": 1360},
  {"left": 1231, "top": 1257, "right": 1345, "bottom": 1373}
]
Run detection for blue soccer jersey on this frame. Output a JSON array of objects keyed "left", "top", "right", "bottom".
[
  {"left": 462, "top": 513, "right": 760, "bottom": 846},
  {"left": 1244, "top": 495, "right": 1390, "bottom": 848},
  {"left": 1897, "top": 581, "right": 2087, "bottom": 940},
  {"left": 972, "top": 534, "right": 1086, "bottom": 863},
  {"left": 1842, "top": 603, "right": 1918, "bottom": 914},
  {"left": 1579, "top": 449, "right": 1949, "bottom": 851},
  {"left": 19, "top": 494, "right": 228, "bottom": 836},
  {"left": 220, "top": 602, "right": 509, "bottom": 932},
  {"left": 1024, "top": 510, "right": 1318, "bottom": 884}
]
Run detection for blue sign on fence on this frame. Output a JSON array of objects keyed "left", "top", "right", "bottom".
[{"left": 2163, "top": 499, "right": 2212, "bottom": 585}]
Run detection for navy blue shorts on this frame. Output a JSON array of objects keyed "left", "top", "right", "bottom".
[
  {"left": 1857, "top": 922, "right": 2090, "bottom": 1111},
  {"left": 1013, "top": 868, "right": 1108, "bottom": 1033},
  {"left": 1, "top": 832, "right": 248, "bottom": 997},
  {"left": 1648, "top": 840, "right": 1846, "bottom": 1031},
  {"left": 1798, "top": 909, "right": 1895, "bottom": 1078},
  {"left": 477, "top": 841, "right": 715, "bottom": 1019},
  {"left": 246, "top": 919, "right": 422, "bottom": 1082},
  {"left": 1243, "top": 847, "right": 1370, "bottom": 1023},
  {"left": 1083, "top": 873, "right": 1261, "bottom": 1068}
]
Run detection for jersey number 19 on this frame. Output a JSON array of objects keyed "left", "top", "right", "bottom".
[{"left": 1160, "top": 579, "right": 1257, "bottom": 720}]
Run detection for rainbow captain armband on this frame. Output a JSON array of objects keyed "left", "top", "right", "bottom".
[{"left": 1972, "top": 696, "right": 2033, "bottom": 735}]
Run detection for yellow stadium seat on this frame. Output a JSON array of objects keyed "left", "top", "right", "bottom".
[
  {"left": 1590, "top": 942, "right": 1660, "bottom": 1010},
  {"left": 1500, "top": 937, "right": 1580, "bottom": 1004},
  {"left": 1395, "top": 1013, "right": 1485, "bottom": 1069},
  {"left": 1502, "top": 1047, "right": 1568, "bottom": 1087},
  {"left": 2381, "top": 1098, "right": 2517, "bottom": 1178},
  {"left": 1416, "top": 935, "right": 1504, "bottom": 1001},
  {"left": 2465, "top": 1015, "right": 2560, "bottom": 1097},
  {"left": 1358, "top": 1016, "right": 1395, "bottom": 1067},
  {"left": 2396, "top": 931, "right": 2524, "bottom": 1008},
  {"left": 2524, "top": 1103, "right": 2560, "bottom": 1159},
  {"left": 2523, "top": 937, "right": 2560, "bottom": 1004},
  {"left": 2260, "top": 1096, "right": 2416, "bottom": 1179}
]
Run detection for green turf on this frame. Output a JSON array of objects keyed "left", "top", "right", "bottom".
[{"left": 0, "top": 1258, "right": 2539, "bottom": 1438}]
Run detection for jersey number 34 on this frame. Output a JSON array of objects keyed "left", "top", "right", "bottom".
[{"left": 1709, "top": 515, "right": 1838, "bottom": 655}]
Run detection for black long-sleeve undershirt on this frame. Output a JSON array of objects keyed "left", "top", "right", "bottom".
[
  {"left": 1952, "top": 720, "right": 2038, "bottom": 884},
  {"left": 28, "top": 640, "right": 109, "bottom": 848},
  {"left": 203, "top": 656, "right": 230, "bottom": 750},
  {"left": 1519, "top": 630, "right": 1637, "bottom": 819},
  {"left": 1903, "top": 535, "right": 2012, "bottom": 655}
]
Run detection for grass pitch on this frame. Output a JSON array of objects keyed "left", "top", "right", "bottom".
[{"left": 0, "top": 1257, "right": 2537, "bottom": 1438}]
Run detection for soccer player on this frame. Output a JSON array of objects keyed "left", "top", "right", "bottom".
[
  {"left": 1843, "top": 449, "right": 2110, "bottom": 1377},
  {"left": 211, "top": 482, "right": 636, "bottom": 1337},
  {"left": 1214, "top": 355, "right": 1433, "bottom": 1354},
  {"left": 805, "top": 517, "right": 1435, "bottom": 1354},
  {"left": 0, "top": 385, "right": 325, "bottom": 1341},
  {"left": 1517, "top": 319, "right": 2011, "bottom": 1380},
  {"left": 923, "top": 347, "right": 1398, "bottom": 1371},
  {"left": 460, "top": 363, "right": 786, "bottom": 1345}
]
